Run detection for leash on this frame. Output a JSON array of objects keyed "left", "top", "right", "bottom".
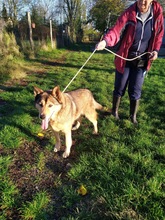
[
  {"left": 104, "top": 47, "right": 152, "bottom": 61},
  {"left": 63, "top": 47, "right": 152, "bottom": 92},
  {"left": 62, "top": 49, "right": 97, "bottom": 92}
]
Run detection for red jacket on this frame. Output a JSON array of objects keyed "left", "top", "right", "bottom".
[{"left": 103, "top": 0, "right": 164, "bottom": 73}]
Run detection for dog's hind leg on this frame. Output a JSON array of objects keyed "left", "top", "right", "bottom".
[
  {"left": 63, "top": 131, "right": 72, "bottom": 158},
  {"left": 85, "top": 111, "right": 98, "bottom": 134},
  {"left": 91, "top": 120, "right": 98, "bottom": 134},
  {"left": 93, "top": 121, "right": 98, "bottom": 134},
  {"left": 54, "top": 131, "right": 61, "bottom": 153},
  {"left": 72, "top": 116, "right": 82, "bottom": 131}
]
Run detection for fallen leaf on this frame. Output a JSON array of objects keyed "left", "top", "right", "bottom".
[
  {"left": 77, "top": 185, "right": 87, "bottom": 196},
  {"left": 37, "top": 132, "right": 44, "bottom": 137}
]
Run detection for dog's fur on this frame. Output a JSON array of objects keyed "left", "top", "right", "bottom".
[{"left": 34, "top": 86, "right": 103, "bottom": 158}]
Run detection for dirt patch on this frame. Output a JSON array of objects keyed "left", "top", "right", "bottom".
[
  {"left": 5, "top": 139, "right": 78, "bottom": 219},
  {"left": 8, "top": 140, "right": 77, "bottom": 202}
]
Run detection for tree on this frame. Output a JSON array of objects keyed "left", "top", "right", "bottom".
[
  {"left": 90, "top": 0, "right": 126, "bottom": 33},
  {"left": 62, "top": 0, "right": 83, "bottom": 43},
  {"left": 2, "top": 3, "right": 8, "bottom": 21},
  {"left": 30, "top": 5, "right": 45, "bottom": 26},
  {"left": 3, "top": 0, "right": 31, "bottom": 23},
  {"left": 29, "top": 0, "right": 57, "bottom": 22},
  {"left": 1, "top": 0, "right": 31, "bottom": 45}
]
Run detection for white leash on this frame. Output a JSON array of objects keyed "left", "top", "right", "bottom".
[
  {"left": 63, "top": 48, "right": 152, "bottom": 92},
  {"left": 104, "top": 47, "right": 152, "bottom": 61},
  {"left": 62, "top": 49, "right": 97, "bottom": 92}
]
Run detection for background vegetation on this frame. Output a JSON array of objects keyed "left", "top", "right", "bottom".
[{"left": 1, "top": 1, "right": 164, "bottom": 47}]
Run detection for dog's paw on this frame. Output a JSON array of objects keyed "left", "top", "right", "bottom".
[
  {"left": 92, "top": 130, "right": 98, "bottom": 135},
  {"left": 54, "top": 143, "right": 61, "bottom": 153},
  {"left": 72, "top": 121, "right": 80, "bottom": 131},
  {"left": 62, "top": 151, "right": 70, "bottom": 158},
  {"left": 93, "top": 131, "right": 99, "bottom": 136},
  {"left": 54, "top": 147, "right": 60, "bottom": 153}
]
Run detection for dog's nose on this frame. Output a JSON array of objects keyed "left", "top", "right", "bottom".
[{"left": 40, "top": 114, "right": 45, "bottom": 119}]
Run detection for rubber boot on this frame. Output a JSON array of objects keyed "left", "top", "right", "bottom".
[
  {"left": 112, "top": 96, "right": 121, "bottom": 120},
  {"left": 130, "top": 99, "right": 139, "bottom": 124}
]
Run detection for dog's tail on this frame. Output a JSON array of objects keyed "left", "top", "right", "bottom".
[
  {"left": 94, "top": 101, "right": 112, "bottom": 113},
  {"left": 94, "top": 101, "right": 103, "bottom": 110}
]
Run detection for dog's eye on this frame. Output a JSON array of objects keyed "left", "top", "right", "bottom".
[
  {"left": 39, "top": 103, "right": 43, "bottom": 107},
  {"left": 48, "top": 104, "right": 53, "bottom": 108}
]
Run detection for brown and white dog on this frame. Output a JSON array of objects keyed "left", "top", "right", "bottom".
[{"left": 34, "top": 86, "right": 103, "bottom": 158}]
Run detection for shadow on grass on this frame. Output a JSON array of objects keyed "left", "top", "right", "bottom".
[
  {"left": 31, "top": 57, "right": 115, "bottom": 76},
  {"left": 0, "top": 86, "right": 40, "bottom": 143}
]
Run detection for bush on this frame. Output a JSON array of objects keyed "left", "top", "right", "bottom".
[
  {"left": 0, "top": 31, "right": 21, "bottom": 58},
  {"left": 0, "top": 31, "right": 25, "bottom": 83}
]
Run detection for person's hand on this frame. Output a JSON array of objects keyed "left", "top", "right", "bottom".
[
  {"left": 95, "top": 40, "right": 106, "bottom": 50},
  {"left": 149, "top": 51, "right": 158, "bottom": 61}
]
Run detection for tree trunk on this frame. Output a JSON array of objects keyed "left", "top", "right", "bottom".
[
  {"left": 50, "top": 19, "right": 54, "bottom": 49},
  {"left": 27, "top": 12, "right": 34, "bottom": 50}
]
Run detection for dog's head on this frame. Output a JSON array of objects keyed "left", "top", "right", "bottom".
[{"left": 34, "top": 86, "right": 65, "bottom": 130}]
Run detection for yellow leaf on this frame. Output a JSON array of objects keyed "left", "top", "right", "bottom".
[
  {"left": 77, "top": 185, "right": 87, "bottom": 196},
  {"left": 37, "top": 132, "right": 44, "bottom": 137}
]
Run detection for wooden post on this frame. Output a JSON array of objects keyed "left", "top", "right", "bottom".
[
  {"left": 50, "top": 18, "right": 53, "bottom": 49},
  {"left": 27, "top": 12, "right": 34, "bottom": 50}
]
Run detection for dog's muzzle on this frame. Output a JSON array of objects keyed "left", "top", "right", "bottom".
[{"left": 40, "top": 114, "right": 45, "bottom": 119}]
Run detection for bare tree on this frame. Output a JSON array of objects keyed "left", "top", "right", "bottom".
[
  {"left": 1, "top": 0, "right": 31, "bottom": 45},
  {"left": 3, "top": 0, "right": 31, "bottom": 22},
  {"left": 62, "top": 0, "right": 82, "bottom": 42},
  {"left": 29, "top": 0, "right": 56, "bottom": 21}
]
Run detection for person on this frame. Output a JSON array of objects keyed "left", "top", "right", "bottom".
[{"left": 96, "top": 0, "right": 164, "bottom": 123}]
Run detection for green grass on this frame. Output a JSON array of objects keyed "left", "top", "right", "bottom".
[
  {"left": 0, "top": 45, "right": 165, "bottom": 219},
  {"left": 20, "top": 191, "right": 50, "bottom": 220}
]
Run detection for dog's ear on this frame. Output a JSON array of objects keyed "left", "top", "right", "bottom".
[
  {"left": 34, "top": 87, "right": 43, "bottom": 96},
  {"left": 52, "top": 86, "right": 64, "bottom": 104}
]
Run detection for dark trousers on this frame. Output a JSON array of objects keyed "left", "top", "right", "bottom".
[{"left": 113, "top": 64, "right": 146, "bottom": 100}]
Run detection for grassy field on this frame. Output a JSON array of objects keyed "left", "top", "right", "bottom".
[{"left": 0, "top": 44, "right": 165, "bottom": 220}]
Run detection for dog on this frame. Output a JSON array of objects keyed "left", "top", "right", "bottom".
[{"left": 34, "top": 86, "right": 103, "bottom": 158}]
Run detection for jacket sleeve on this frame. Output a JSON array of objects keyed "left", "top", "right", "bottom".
[
  {"left": 153, "top": 12, "right": 164, "bottom": 52},
  {"left": 103, "top": 10, "right": 129, "bottom": 47}
]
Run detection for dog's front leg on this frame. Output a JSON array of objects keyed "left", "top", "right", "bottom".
[
  {"left": 54, "top": 131, "right": 61, "bottom": 153},
  {"left": 63, "top": 131, "right": 72, "bottom": 158}
]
